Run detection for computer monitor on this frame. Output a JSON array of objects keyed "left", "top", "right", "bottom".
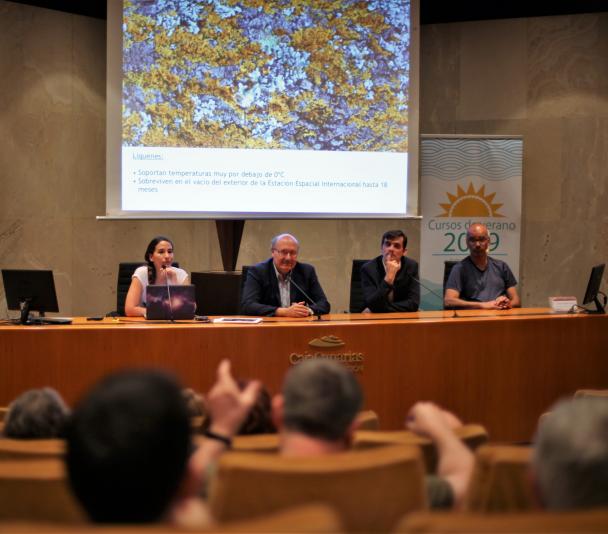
[
  {"left": 1, "top": 269, "right": 59, "bottom": 324},
  {"left": 582, "top": 263, "right": 606, "bottom": 314}
]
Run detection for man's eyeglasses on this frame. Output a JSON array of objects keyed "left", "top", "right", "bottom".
[{"left": 273, "top": 248, "right": 298, "bottom": 257}]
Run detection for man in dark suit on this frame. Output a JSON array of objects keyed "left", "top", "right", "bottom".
[
  {"left": 360, "top": 230, "right": 420, "bottom": 312},
  {"left": 240, "top": 233, "right": 330, "bottom": 317}
]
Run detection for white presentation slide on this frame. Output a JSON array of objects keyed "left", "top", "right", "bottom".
[{"left": 122, "top": 147, "right": 408, "bottom": 215}]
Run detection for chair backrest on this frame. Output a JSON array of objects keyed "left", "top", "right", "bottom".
[
  {"left": 354, "top": 424, "right": 489, "bottom": 473},
  {"left": 442, "top": 260, "right": 459, "bottom": 295},
  {"left": 209, "top": 445, "right": 427, "bottom": 532},
  {"left": 238, "top": 265, "right": 252, "bottom": 313},
  {"left": 219, "top": 503, "right": 342, "bottom": 533},
  {"left": 191, "top": 271, "right": 243, "bottom": 316},
  {"left": 0, "top": 406, "right": 7, "bottom": 422},
  {"left": 115, "top": 262, "right": 179, "bottom": 315},
  {"left": 195, "top": 433, "right": 280, "bottom": 453},
  {"left": 574, "top": 389, "right": 608, "bottom": 398},
  {"left": 464, "top": 444, "right": 536, "bottom": 512},
  {"left": 0, "top": 438, "right": 65, "bottom": 460},
  {"left": 349, "top": 259, "right": 369, "bottom": 313},
  {"left": 0, "top": 458, "right": 85, "bottom": 523},
  {"left": 0, "top": 504, "right": 342, "bottom": 533},
  {"left": 355, "top": 410, "right": 380, "bottom": 431},
  {"left": 116, "top": 262, "right": 144, "bottom": 316},
  {"left": 396, "top": 509, "right": 608, "bottom": 533}
]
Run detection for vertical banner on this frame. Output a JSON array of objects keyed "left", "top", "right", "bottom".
[{"left": 420, "top": 136, "right": 523, "bottom": 310}]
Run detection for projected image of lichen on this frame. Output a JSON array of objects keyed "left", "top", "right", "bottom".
[{"left": 123, "top": 0, "right": 410, "bottom": 151}]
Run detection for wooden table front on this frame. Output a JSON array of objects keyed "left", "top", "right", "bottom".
[{"left": 1, "top": 309, "right": 606, "bottom": 442}]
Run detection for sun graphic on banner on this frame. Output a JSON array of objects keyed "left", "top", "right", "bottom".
[{"left": 437, "top": 182, "right": 505, "bottom": 217}]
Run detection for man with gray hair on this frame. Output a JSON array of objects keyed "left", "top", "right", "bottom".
[
  {"left": 272, "top": 359, "right": 363, "bottom": 454},
  {"left": 271, "top": 360, "right": 474, "bottom": 508},
  {"left": 3, "top": 387, "right": 69, "bottom": 439},
  {"left": 241, "top": 233, "right": 330, "bottom": 317},
  {"left": 533, "top": 396, "right": 608, "bottom": 510}
]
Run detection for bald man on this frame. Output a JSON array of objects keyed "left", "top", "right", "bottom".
[{"left": 444, "top": 223, "right": 520, "bottom": 310}]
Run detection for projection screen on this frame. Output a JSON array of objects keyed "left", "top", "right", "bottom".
[{"left": 104, "top": 0, "right": 419, "bottom": 219}]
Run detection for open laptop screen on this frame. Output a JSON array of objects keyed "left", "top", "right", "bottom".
[{"left": 146, "top": 285, "right": 196, "bottom": 320}]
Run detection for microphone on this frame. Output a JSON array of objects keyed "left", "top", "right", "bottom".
[
  {"left": 286, "top": 272, "right": 323, "bottom": 321},
  {"left": 407, "top": 272, "right": 458, "bottom": 318},
  {"left": 161, "top": 265, "right": 175, "bottom": 322}
]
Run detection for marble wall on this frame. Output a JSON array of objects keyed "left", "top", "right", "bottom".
[{"left": 0, "top": 2, "right": 606, "bottom": 316}]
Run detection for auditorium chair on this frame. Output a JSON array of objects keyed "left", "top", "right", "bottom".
[
  {"left": 395, "top": 508, "right": 608, "bottom": 532},
  {"left": 208, "top": 444, "right": 427, "bottom": 532},
  {"left": 0, "top": 406, "right": 7, "bottom": 421},
  {"left": 191, "top": 271, "right": 243, "bottom": 316},
  {"left": 0, "top": 504, "right": 342, "bottom": 533},
  {"left": 354, "top": 424, "right": 489, "bottom": 472},
  {"left": 0, "top": 458, "right": 85, "bottom": 523},
  {"left": 196, "top": 410, "right": 380, "bottom": 453},
  {"left": 574, "top": 388, "right": 608, "bottom": 398},
  {"left": 442, "top": 261, "right": 459, "bottom": 296},
  {"left": 355, "top": 409, "right": 380, "bottom": 430},
  {"left": 349, "top": 259, "right": 369, "bottom": 313},
  {"left": 220, "top": 433, "right": 280, "bottom": 453},
  {"left": 0, "top": 438, "right": 65, "bottom": 460},
  {"left": 463, "top": 444, "right": 537, "bottom": 512}
]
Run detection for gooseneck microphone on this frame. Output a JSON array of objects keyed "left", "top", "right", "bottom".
[
  {"left": 161, "top": 265, "right": 175, "bottom": 322},
  {"left": 286, "top": 272, "right": 323, "bottom": 321},
  {"left": 407, "top": 272, "right": 458, "bottom": 318}
]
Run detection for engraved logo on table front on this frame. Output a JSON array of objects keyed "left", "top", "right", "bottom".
[
  {"left": 289, "top": 335, "right": 364, "bottom": 373},
  {"left": 308, "top": 335, "right": 345, "bottom": 348}
]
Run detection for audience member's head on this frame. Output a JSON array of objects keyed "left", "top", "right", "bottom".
[
  {"left": 274, "top": 359, "right": 363, "bottom": 446},
  {"left": 201, "top": 380, "right": 275, "bottom": 435},
  {"left": 182, "top": 387, "right": 206, "bottom": 418},
  {"left": 237, "top": 380, "right": 276, "bottom": 434},
  {"left": 3, "top": 387, "right": 69, "bottom": 439},
  {"left": 533, "top": 396, "right": 608, "bottom": 510},
  {"left": 65, "top": 369, "right": 192, "bottom": 523}
]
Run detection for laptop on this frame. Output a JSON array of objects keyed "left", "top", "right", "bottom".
[{"left": 146, "top": 285, "right": 196, "bottom": 320}]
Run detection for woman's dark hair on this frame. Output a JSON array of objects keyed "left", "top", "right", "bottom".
[
  {"left": 201, "top": 380, "right": 276, "bottom": 436},
  {"left": 144, "top": 236, "right": 174, "bottom": 285}
]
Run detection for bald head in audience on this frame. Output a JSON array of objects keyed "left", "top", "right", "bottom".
[{"left": 533, "top": 396, "right": 608, "bottom": 510}]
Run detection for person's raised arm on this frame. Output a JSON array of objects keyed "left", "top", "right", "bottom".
[
  {"left": 406, "top": 402, "right": 474, "bottom": 508},
  {"left": 190, "top": 360, "right": 260, "bottom": 478}
]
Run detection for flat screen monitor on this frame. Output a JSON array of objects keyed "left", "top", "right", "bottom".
[
  {"left": 582, "top": 263, "right": 606, "bottom": 314},
  {"left": 1, "top": 269, "right": 59, "bottom": 323}
]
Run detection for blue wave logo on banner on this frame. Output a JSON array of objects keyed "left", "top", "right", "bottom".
[{"left": 421, "top": 139, "right": 522, "bottom": 182}]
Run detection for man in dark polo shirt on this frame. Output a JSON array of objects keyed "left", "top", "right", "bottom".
[{"left": 444, "top": 223, "right": 520, "bottom": 310}]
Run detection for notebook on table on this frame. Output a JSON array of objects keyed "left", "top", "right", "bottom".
[{"left": 146, "top": 285, "right": 196, "bottom": 320}]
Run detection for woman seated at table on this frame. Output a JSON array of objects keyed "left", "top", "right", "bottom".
[{"left": 125, "top": 236, "right": 189, "bottom": 317}]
